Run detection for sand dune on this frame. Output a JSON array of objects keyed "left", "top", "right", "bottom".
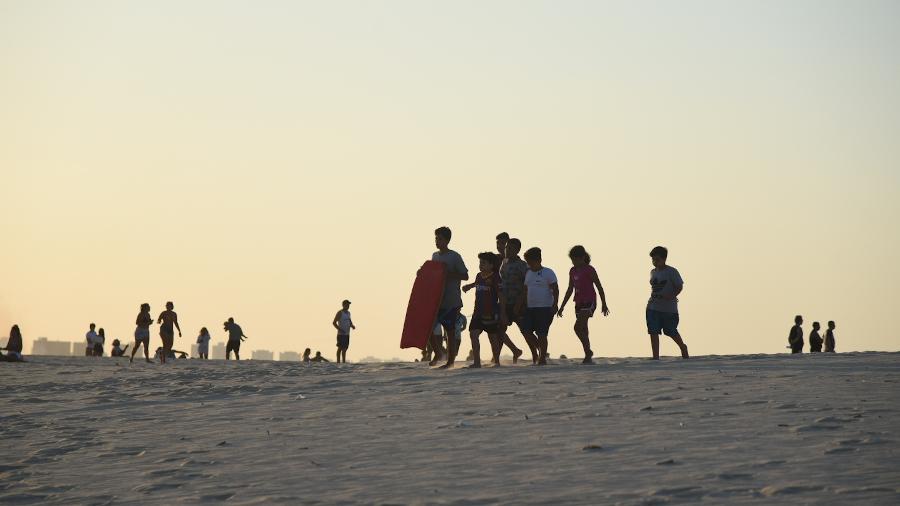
[{"left": 1, "top": 352, "right": 898, "bottom": 504}]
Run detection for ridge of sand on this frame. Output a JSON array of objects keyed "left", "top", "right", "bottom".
[{"left": 1, "top": 352, "right": 898, "bottom": 504}]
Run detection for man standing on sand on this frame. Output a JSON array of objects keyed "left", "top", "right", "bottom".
[
  {"left": 431, "top": 226, "right": 469, "bottom": 368},
  {"left": 85, "top": 323, "right": 98, "bottom": 357},
  {"left": 225, "top": 317, "right": 248, "bottom": 360},
  {"left": 646, "top": 246, "right": 689, "bottom": 360},
  {"left": 333, "top": 299, "right": 356, "bottom": 363},
  {"left": 157, "top": 302, "right": 182, "bottom": 364}
]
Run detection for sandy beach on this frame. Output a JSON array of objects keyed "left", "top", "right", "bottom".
[{"left": 1, "top": 352, "right": 898, "bottom": 505}]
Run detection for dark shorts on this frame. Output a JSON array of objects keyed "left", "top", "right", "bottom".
[
  {"left": 470, "top": 313, "right": 500, "bottom": 334},
  {"left": 135, "top": 327, "right": 150, "bottom": 346},
  {"left": 503, "top": 304, "right": 526, "bottom": 332},
  {"left": 226, "top": 339, "right": 241, "bottom": 354},
  {"left": 337, "top": 334, "right": 350, "bottom": 349},
  {"left": 436, "top": 306, "right": 462, "bottom": 331},
  {"left": 93, "top": 343, "right": 103, "bottom": 356},
  {"left": 522, "top": 307, "right": 555, "bottom": 338},
  {"left": 646, "top": 309, "right": 679, "bottom": 336},
  {"left": 575, "top": 301, "right": 596, "bottom": 318}
]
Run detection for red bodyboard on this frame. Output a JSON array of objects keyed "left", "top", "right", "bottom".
[{"left": 400, "top": 260, "right": 447, "bottom": 350}]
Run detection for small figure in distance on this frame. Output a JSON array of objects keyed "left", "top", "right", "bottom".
[
  {"left": 110, "top": 339, "right": 129, "bottom": 357},
  {"left": 224, "top": 317, "right": 248, "bottom": 360},
  {"left": 646, "top": 246, "right": 689, "bottom": 360},
  {"left": 303, "top": 348, "right": 312, "bottom": 363},
  {"left": 85, "top": 323, "right": 98, "bottom": 357},
  {"left": 558, "top": 245, "right": 610, "bottom": 365},
  {"left": 1, "top": 325, "right": 24, "bottom": 362},
  {"left": 788, "top": 315, "right": 804, "bottom": 354},
  {"left": 520, "top": 247, "right": 559, "bottom": 365},
  {"left": 824, "top": 321, "right": 837, "bottom": 352},
  {"left": 312, "top": 351, "right": 330, "bottom": 363},
  {"left": 131, "top": 303, "right": 153, "bottom": 364},
  {"left": 333, "top": 300, "right": 356, "bottom": 363},
  {"left": 196, "top": 327, "right": 211, "bottom": 359},
  {"left": 93, "top": 328, "right": 106, "bottom": 357},
  {"left": 809, "top": 321, "right": 823, "bottom": 353},
  {"left": 157, "top": 302, "right": 182, "bottom": 364}
]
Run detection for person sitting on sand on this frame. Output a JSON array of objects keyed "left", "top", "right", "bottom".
[
  {"left": 809, "top": 321, "right": 823, "bottom": 353},
  {"left": 196, "top": 327, "right": 211, "bottom": 359},
  {"left": 85, "top": 323, "right": 98, "bottom": 357},
  {"left": 311, "top": 351, "right": 329, "bottom": 362},
  {"left": 93, "top": 328, "right": 106, "bottom": 356},
  {"left": 224, "top": 317, "right": 248, "bottom": 360},
  {"left": 131, "top": 303, "right": 153, "bottom": 363},
  {"left": 157, "top": 301, "right": 182, "bottom": 364},
  {"left": 558, "top": 245, "right": 611, "bottom": 365},
  {"left": 463, "top": 252, "right": 503, "bottom": 368},
  {"left": 788, "top": 315, "right": 804, "bottom": 354},
  {"left": 1, "top": 325, "right": 24, "bottom": 362},
  {"left": 303, "top": 348, "right": 312, "bottom": 363},
  {"left": 110, "top": 339, "right": 129, "bottom": 357},
  {"left": 824, "top": 321, "right": 836, "bottom": 352}
]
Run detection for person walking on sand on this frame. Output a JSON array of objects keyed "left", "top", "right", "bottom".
[
  {"left": 646, "top": 246, "right": 689, "bottom": 360},
  {"left": 431, "top": 226, "right": 469, "bottom": 368},
  {"left": 521, "top": 247, "right": 559, "bottom": 365},
  {"left": 500, "top": 238, "right": 538, "bottom": 364},
  {"left": 333, "top": 300, "right": 356, "bottom": 363},
  {"left": 558, "top": 245, "right": 610, "bottom": 364},
  {"left": 788, "top": 315, "right": 804, "bottom": 354},
  {"left": 809, "top": 321, "right": 823, "bottom": 353},
  {"left": 196, "top": 327, "right": 211, "bottom": 359},
  {"left": 1, "top": 325, "right": 24, "bottom": 362},
  {"left": 93, "top": 328, "right": 106, "bottom": 356},
  {"left": 463, "top": 252, "right": 503, "bottom": 367},
  {"left": 157, "top": 302, "right": 182, "bottom": 364},
  {"left": 225, "top": 317, "right": 248, "bottom": 360},
  {"left": 131, "top": 303, "right": 153, "bottom": 363},
  {"left": 85, "top": 323, "right": 98, "bottom": 357},
  {"left": 493, "top": 233, "right": 524, "bottom": 363},
  {"left": 824, "top": 321, "right": 837, "bottom": 352}
]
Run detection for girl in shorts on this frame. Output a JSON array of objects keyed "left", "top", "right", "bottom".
[{"left": 557, "top": 246, "right": 610, "bottom": 364}]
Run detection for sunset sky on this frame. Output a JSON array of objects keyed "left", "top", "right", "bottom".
[{"left": 2, "top": 0, "right": 899, "bottom": 360}]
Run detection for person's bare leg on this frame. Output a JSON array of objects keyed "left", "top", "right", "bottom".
[
  {"left": 487, "top": 334, "right": 501, "bottom": 364},
  {"left": 428, "top": 334, "right": 444, "bottom": 366},
  {"left": 130, "top": 342, "right": 138, "bottom": 363},
  {"left": 650, "top": 333, "right": 660, "bottom": 360},
  {"left": 575, "top": 315, "right": 593, "bottom": 364},
  {"left": 439, "top": 324, "right": 457, "bottom": 369},
  {"left": 469, "top": 329, "right": 482, "bottom": 368},
  {"left": 500, "top": 333, "right": 522, "bottom": 363},
  {"left": 537, "top": 335, "right": 548, "bottom": 365},
  {"left": 235, "top": 351, "right": 240, "bottom": 361},
  {"left": 342, "top": 349, "right": 347, "bottom": 362},
  {"left": 669, "top": 333, "right": 689, "bottom": 358},
  {"left": 336, "top": 349, "right": 341, "bottom": 363}
]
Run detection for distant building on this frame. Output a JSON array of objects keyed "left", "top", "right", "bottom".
[
  {"left": 251, "top": 349, "right": 274, "bottom": 361},
  {"left": 358, "top": 356, "right": 382, "bottom": 363},
  {"left": 279, "top": 351, "right": 301, "bottom": 362},
  {"left": 212, "top": 342, "right": 226, "bottom": 360},
  {"left": 32, "top": 337, "right": 75, "bottom": 356}
]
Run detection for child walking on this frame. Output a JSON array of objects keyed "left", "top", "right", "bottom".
[
  {"left": 521, "top": 247, "right": 559, "bottom": 365},
  {"left": 646, "top": 246, "right": 689, "bottom": 359},
  {"left": 196, "top": 327, "right": 211, "bottom": 359},
  {"left": 558, "top": 246, "right": 610, "bottom": 364},
  {"left": 463, "top": 252, "right": 503, "bottom": 367}
]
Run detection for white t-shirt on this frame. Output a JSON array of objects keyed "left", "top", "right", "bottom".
[
  {"left": 525, "top": 267, "right": 558, "bottom": 308},
  {"left": 85, "top": 330, "right": 98, "bottom": 348},
  {"left": 338, "top": 311, "right": 353, "bottom": 335},
  {"left": 197, "top": 334, "right": 211, "bottom": 351}
]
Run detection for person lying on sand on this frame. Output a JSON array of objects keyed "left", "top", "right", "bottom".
[
  {"left": 154, "top": 347, "right": 188, "bottom": 361},
  {"left": 1, "top": 325, "right": 24, "bottom": 362},
  {"left": 311, "top": 351, "right": 329, "bottom": 362}
]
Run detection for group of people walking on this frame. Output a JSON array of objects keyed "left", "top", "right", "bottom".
[
  {"left": 424, "top": 227, "right": 689, "bottom": 369},
  {"left": 788, "top": 316, "right": 837, "bottom": 353}
]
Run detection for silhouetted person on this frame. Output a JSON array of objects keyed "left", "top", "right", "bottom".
[
  {"left": 825, "top": 321, "right": 837, "bottom": 352},
  {"left": 493, "top": 232, "right": 523, "bottom": 362},
  {"left": 332, "top": 300, "right": 356, "bottom": 363},
  {"left": 225, "top": 317, "right": 248, "bottom": 360},
  {"left": 110, "top": 339, "right": 129, "bottom": 357},
  {"left": 1, "top": 325, "right": 24, "bottom": 362},
  {"left": 521, "top": 247, "right": 559, "bottom": 365},
  {"left": 500, "top": 238, "right": 537, "bottom": 364},
  {"left": 312, "top": 351, "right": 329, "bottom": 362},
  {"left": 157, "top": 302, "right": 182, "bottom": 364},
  {"left": 788, "top": 315, "right": 804, "bottom": 354},
  {"left": 196, "top": 327, "right": 211, "bottom": 359},
  {"left": 303, "top": 348, "right": 312, "bottom": 363},
  {"left": 558, "top": 245, "right": 610, "bottom": 364},
  {"left": 131, "top": 303, "right": 153, "bottom": 363},
  {"left": 809, "top": 321, "right": 823, "bottom": 352},
  {"left": 431, "top": 226, "right": 469, "bottom": 368},
  {"left": 85, "top": 323, "right": 98, "bottom": 357},
  {"left": 462, "top": 252, "right": 503, "bottom": 367},
  {"left": 93, "top": 328, "right": 106, "bottom": 356},
  {"left": 646, "top": 246, "right": 689, "bottom": 360}
]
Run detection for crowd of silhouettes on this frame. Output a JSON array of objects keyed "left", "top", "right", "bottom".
[{"left": 789, "top": 316, "right": 837, "bottom": 353}]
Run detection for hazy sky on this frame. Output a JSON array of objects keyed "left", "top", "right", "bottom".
[{"left": 2, "top": 0, "right": 899, "bottom": 360}]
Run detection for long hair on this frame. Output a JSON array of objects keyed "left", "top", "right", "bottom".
[
  {"left": 569, "top": 245, "right": 591, "bottom": 265},
  {"left": 10, "top": 325, "right": 21, "bottom": 339}
]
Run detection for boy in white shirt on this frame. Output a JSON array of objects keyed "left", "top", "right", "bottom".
[{"left": 520, "top": 247, "right": 559, "bottom": 365}]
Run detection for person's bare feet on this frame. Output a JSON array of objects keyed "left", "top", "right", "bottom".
[
  {"left": 582, "top": 351, "right": 594, "bottom": 365},
  {"left": 438, "top": 361, "right": 454, "bottom": 369},
  {"left": 467, "top": 362, "right": 481, "bottom": 369},
  {"left": 680, "top": 345, "right": 690, "bottom": 359}
]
